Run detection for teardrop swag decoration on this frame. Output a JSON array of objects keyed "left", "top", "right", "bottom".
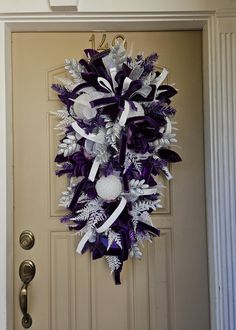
[{"left": 52, "top": 41, "right": 181, "bottom": 284}]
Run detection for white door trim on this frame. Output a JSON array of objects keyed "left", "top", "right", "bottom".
[{"left": 0, "top": 11, "right": 235, "bottom": 330}]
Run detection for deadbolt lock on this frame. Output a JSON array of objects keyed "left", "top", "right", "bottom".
[{"left": 19, "top": 231, "right": 35, "bottom": 250}]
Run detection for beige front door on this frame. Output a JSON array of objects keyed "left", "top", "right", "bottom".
[{"left": 12, "top": 31, "right": 209, "bottom": 330}]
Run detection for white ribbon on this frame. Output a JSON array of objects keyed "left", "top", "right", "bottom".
[
  {"left": 122, "top": 77, "right": 132, "bottom": 94},
  {"left": 97, "top": 75, "right": 133, "bottom": 97},
  {"left": 76, "top": 230, "right": 94, "bottom": 254},
  {"left": 154, "top": 68, "right": 168, "bottom": 99},
  {"left": 71, "top": 122, "right": 105, "bottom": 144},
  {"left": 162, "top": 166, "right": 172, "bottom": 180},
  {"left": 96, "top": 197, "right": 127, "bottom": 233},
  {"left": 109, "top": 67, "right": 118, "bottom": 90},
  {"left": 119, "top": 100, "right": 130, "bottom": 127},
  {"left": 88, "top": 157, "right": 100, "bottom": 182},
  {"left": 97, "top": 77, "right": 114, "bottom": 94}
]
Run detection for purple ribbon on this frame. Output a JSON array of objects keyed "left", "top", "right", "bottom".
[
  {"left": 138, "top": 222, "right": 160, "bottom": 236},
  {"left": 69, "top": 178, "right": 88, "bottom": 211},
  {"left": 90, "top": 96, "right": 117, "bottom": 108},
  {"left": 114, "top": 270, "right": 121, "bottom": 285},
  {"left": 119, "top": 129, "right": 128, "bottom": 167},
  {"left": 123, "top": 174, "right": 129, "bottom": 193}
]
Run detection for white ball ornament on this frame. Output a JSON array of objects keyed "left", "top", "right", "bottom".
[{"left": 95, "top": 175, "right": 122, "bottom": 201}]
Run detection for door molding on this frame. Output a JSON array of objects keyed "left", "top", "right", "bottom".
[{"left": 0, "top": 11, "right": 235, "bottom": 330}]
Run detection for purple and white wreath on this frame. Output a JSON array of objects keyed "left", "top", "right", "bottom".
[{"left": 52, "top": 41, "right": 181, "bottom": 284}]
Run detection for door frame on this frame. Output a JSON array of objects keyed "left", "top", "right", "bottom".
[{"left": 0, "top": 11, "right": 235, "bottom": 330}]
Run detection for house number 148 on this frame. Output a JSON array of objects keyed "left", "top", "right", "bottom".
[{"left": 89, "top": 34, "right": 127, "bottom": 51}]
